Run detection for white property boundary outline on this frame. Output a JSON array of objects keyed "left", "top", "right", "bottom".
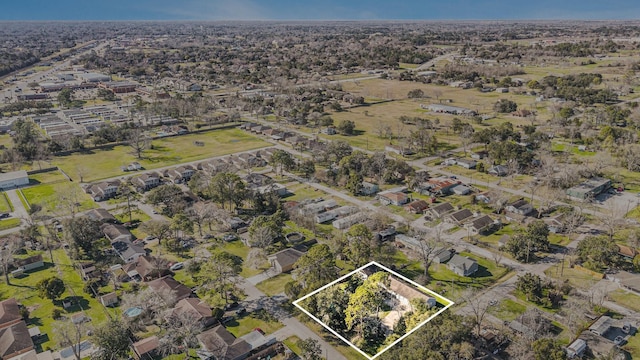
[{"left": 292, "top": 261, "right": 455, "bottom": 359}]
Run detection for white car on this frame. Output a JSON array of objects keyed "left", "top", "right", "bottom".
[{"left": 170, "top": 262, "right": 184, "bottom": 271}]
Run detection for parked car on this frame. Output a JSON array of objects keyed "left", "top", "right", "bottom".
[
  {"left": 203, "top": 233, "right": 215, "bottom": 240},
  {"left": 623, "top": 323, "right": 632, "bottom": 334},
  {"left": 170, "top": 262, "right": 184, "bottom": 271},
  {"left": 224, "top": 302, "right": 239, "bottom": 311},
  {"left": 235, "top": 307, "right": 246, "bottom": 316},
  {"left": 223, "top": 233, "right": 238, "bottom": 242},
  {"left": 614, "top": 336, "right": 625, "bottom": 345},
  {"left": 0, "top": 213, "right": 10, "bottom": 219}
]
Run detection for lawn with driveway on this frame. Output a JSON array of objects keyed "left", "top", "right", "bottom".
[{"left": 225, "top": 309, "right": 284, "bottom": 338}]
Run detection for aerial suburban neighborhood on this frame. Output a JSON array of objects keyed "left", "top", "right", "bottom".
[{"left": 3, "top": 8, "right": 640, "bottom": 360}]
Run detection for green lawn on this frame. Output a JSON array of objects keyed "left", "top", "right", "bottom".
[
  {"left": 225, "top": 309, "right": 283, "bottom": 338},
  {"left": 608, "top": 289, "right": 640, "bottom": 313},
  {"left": 544, "top": 263, "right": 602, "bottom": 290},
  {"left": 28, "top": 170, "right": 68, "bottom": 185},
  {"left": 488, "top": 298, "right": 527, "bottom": 322},
  {"left": 51, "top": 128, "right": 271, "bottom": 182},
  {"left": 0, "top": 192, "right": 12, "bottom": 213},
  {"left": 209, "top": 240, "right": 268, "bottom": 278},
  {"left": 283, "top": 336, "right": 303, "bottom": 356},
  {"left": 0, "top": 218, "right": 21, "bottom": 230},
  {"left": 256, "top": 273, "right": 292, "bottom": 296},
  {"left": 298, "top": 316, "right": 366, "bottom": 359},
  {"left": 22, "top": 182, "right": 97, "bottom": 215}
]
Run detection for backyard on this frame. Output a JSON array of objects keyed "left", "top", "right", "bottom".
[
  {"left": 256, "top": 273, "right": 293, "bottom": 297},
  {"left": 225, "top": 309, "right": 283, "bottom": 338},
  {"left": 21, "top": 181, "right": 96, "bottom": 215}
]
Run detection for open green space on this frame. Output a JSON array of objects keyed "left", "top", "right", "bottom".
[
  {"left": 488, "top": 298, "right": 527, "bottom": 322},
  {"left": 28, "top": 170, "right": 68, "bottom": 185},
  {"left": 0, "top": 218, "right": 21, "bottom": 230},
  {"left": 544, "top": 263, "right": 602, "bottom": 290},
  {"left": 209, "top": 240, "right": 268, "bottom": 278},
  {"left": 283, "top": 336, "right": 303, "bottom": 356},
  {"left": 608, "top": 289, "right": 640, "bottom": 313},
  {"left": 225, "top": 309, "right": 284, "bottom": 338},
  {"left": 256, "top": 273, "right": 292, "bottom": 296},
  {"left": 22, "top": 182, "right": 96, "bottom": 215},
  {"left": 50, "top": 128, "right": 271, "bottom": 182},
  {"left": 0, "top": 192, "right": 12, "bottom": 213}
]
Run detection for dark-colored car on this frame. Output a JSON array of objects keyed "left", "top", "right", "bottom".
[{"left": 224, "top": 302, "right": 239, "bottom": 311}]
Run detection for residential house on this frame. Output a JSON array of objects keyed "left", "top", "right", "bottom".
[
  {"left": 618, "top": 245, "right": 637, "bottom": 261},
  {"left": 430, "top": 202, "right": 455, "bottom": 218},
  {"left": 164, "top": 165, "right": 195, "bottom": 184},
  {"left": 85, "top": 208, "right": 117, "bottom": 223},
  {"left": 101, "top": 223, "right": 133, "bottom": 243},
  {"left": 452, "top": 184, "right": 472, "bottom": 195},
  {"left": 448, "top": 254, "right": 479, "bottom": 276},
  {"left": 385, "top": 145, "right": 415, "bottom": 156},
  {"left": 239, "top": 330, "right": 276, "bottom": 352},
  {"left": 122, "top": 255, "right": 170, "bottom": 282},
  {"left": 387, "top": 277, "right": 436, "bottom": 310},
  {"left": 360, "top": 182, "right": 380, "bottom": 196},
  {"left": 147, "top": 276, "right": 192, "bottom": 302},
  {"left": 433, "top": 248, "right": 454, "bottom": 264},
  {"left": 196, "top": 325, "right": 251, "bottom": 360},
  {"left": 506, "top": 199, "right": 534, "bottom": 216},
  {"left": 112, "top": 240, "right": 146, "bottom": 264},
  {"left": 467, "top": 215, "right": 497, "bottom": 234},
  {"left": 376, "top": 227, "right": 397, "bottom": 242},
  {"left": 378, "top": 192, "right": 409, "bottom": 206},
  {"left": 566, "top": 338, "right": 587, "bottom": 358},
  {"left": 132, "top": 336, "right": 160, "bottom": 360},
  {"left": 14, "top": 255, "right": 44, "bottom": 272},
  {"left": 589, "top": 316, "right": 612, "bottom": 337},
  {"left": 498, "top": 235, "right": 510, "bottom": 248},
  {"left": 78, "top": 262, "right": 97, "bottom": 280},
  {"left": 333, "top": 213, "right": 367, "bottom": 230},
  {"left": 566, "top": 177, "right": 612, "bottom": 200},
  {"left": 456, "top": 159, "right": 477, "bottom": 169},
  {"left": 132, "top": 172, "right": 161, "bottom": 192},
  {"left": 471, "top": 151, "right": 488, "bottom": 160},
  {"left": 85, "top": 180, "right": 121, "bottom": 201},
  {"left": 0, "top": 298, "right": 34, "bottom": 359},
  {"left": 236, "top": 153, "right": 267, "bottom": 168},
  {"left": 488, "top": 165, "right": 508, "bottom": 177},
  {"left": 268, "top": 248, "right": 304, "bottom": 274},
  {"left": 404, "top": 199, "right": 429, "bottom": 214},
  {"left": 257, "top": 183, "right": 288, "bottom": 197},
  {"left": 100, "top": 292, "right": 118, "bottom": 307},
  {"left": 421, "top": 177, "right": 459, "bottom": 196},
  {"left": 172, "top": 298, "right": 217, "bottom": 328},
  {"left": 447, "top": 209, "right": 474, "bottom": 226}
]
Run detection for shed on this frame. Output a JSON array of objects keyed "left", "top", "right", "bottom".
[
  {"left": 566, "top": 338, "right": 587, "bottom": 358},
  {"left": 132, "top": 336, "right": 159, "bottom": 360},
  {"left": 589, "top": 316, "right": 612, "bottom": 337},
  {"left": 0, "top": 171, "right": 29, "bottom": 189},
  {"left": 452, "top": 184, "right": 472, "bottom": 195},
  {"left": 100, "top": 292, "right": 118, "bottom": 307},
  {"left": 268, "top": 248, "right": 304, "bottom": 273},
  {"left": 448, "top": 254, "right": 479, "bottom": 276}
]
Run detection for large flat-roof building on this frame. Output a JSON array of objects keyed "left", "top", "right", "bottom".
[
  {"left": 0, "top": 171, "right": 29, "bottom": 189},
  {"left": 566, "top": 177, "right": 612, "bottom": 200}
]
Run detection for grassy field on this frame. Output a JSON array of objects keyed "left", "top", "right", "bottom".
[
  {"left": 256, "top": 273, "right": 293, "bottom": 296},
  {"left": 0, "top": 218, "right": 21, "bottom": 230},
  {"left": 28, "top": 170, "right": 68, "bottom": 185},
  {"left": 50, "top": 128, "right": 271, "bottom": 182},
  {"left": 209, "top": 240, "right": 269, "bottom": 278},
  {"left": 0, "top": 192, "right": 12, "bottom": 213},
  {"left": 283, "top": 336, "right": 303, "bottom": 356},
  {"left": 608, "top": 289, "right": 640, "bottom": 313},
  {"left": 543, "top": 263, "right": 602, "bottom": 290},
  {"left": 488, "top": 298, "right": 527, "bottom": 322},
  {"left": 22, "top": 182, "right": 96, "bottom": 215},
  {"left": 225, "top": 309, "right": 284, "bottom": 338}
]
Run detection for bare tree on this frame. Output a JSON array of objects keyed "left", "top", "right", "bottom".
[
  {"left": 186, "top": 202, "right": 216, "bottom": 237},
  {"left": 127, "top": 127, "right": 150, "bottom": 160},
  {"left": 160, "top": 310, "right": 204, "bottom": 358},
  {"left": 599, "top": 201, "right": 627, "bottom": 241},
  {"left": 414, "top": 233, "right": 444, "bottom": 281},
  {"left": 246, "top": 248, "right": 267, "bottom": 270},
  {"left": 461, "top": 288, "right": 491, "bottom": 336},
  {"left": 0, "top": 236, "right": 22, "bottom": 285},
  {"left": 54, "top": 319, "right": 90, "bottom": 360}
]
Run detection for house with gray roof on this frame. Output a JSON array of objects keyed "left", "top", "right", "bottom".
[
  {"left": 197, "top": 325, "right": 251, "bottom": 360},
  {"left": 448, "top": 254, "right": 478, "bottom": 276},
  {"left": 268, "top": 248, "right": 304, "bottom": 274}
]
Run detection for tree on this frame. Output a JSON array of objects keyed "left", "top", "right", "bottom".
[
  {"left": 57, "top": 88, "right": 74, "bottom": 108},
  {"left": 345, "top": 273, "right": 388, "bottom": 339},
  {"left": 414, "top": 234, "right": 443, "bottom": 281},
  {"left": 127, "top": 127, "right": 149, "bottom": 159},
  {"left": 199, "top": 252, "right": 242, "bottom": 305},
  {"left": 576, "top": 236, "right": 619, "bottom": 271},
  {"left": 494, "top": 99, "right": 518, "bottom": 113},
  {"left": 407, "top": 89, "right": 424, "bottom": 99},
  {"left": 532, "top": 338, "right": 567, "bottom": 360},
  {"left": 298, "top": 159, "right": 316, "bottom": 179},
  {"left": 117, "top": 182, "right": 140, "bottom": 223},
  {"left": 248, "top": 212, "right": 284, "bottom": 248},
  {"left": 345, "top": 172, "right": 363, "bottom": 196},
  {"left": 337, "top": 120, "right": 356, "bottom": 135},
  {"left": 65, "top": 217, "right": 103, "bottom": 259},
  {"left": 461, "top": 288, "right": 491, "bottom": 336},
  {"left": 0, "top": 236, "right": 21, "bottom": 285},
  {"left": 147, "top": 184, "right": 186, "bottom": 217},
  {"left": 516, "top": 273, "right": 543, "bottom": 303},
  {"left": 91, "top": 319, "right": 131, "bottom": 360},
  {"left": 270, "top": 149, "right": 295, "bottom": 176},
  {"left": 54, "top": 320, "right": 86, "bottom": 360},
  {"left": 209, "top": 172, "right": 246, "bottom": 211},
  {"left": 297, "top": 338, "right": 323, "bottom": 360},
  {"left": 160, "top": 310, "right": 203, "bottom": 358},
  {"left": 186, "top": 202, "right": 216, "bottom": 237},
  {"left": 345, "top": 224, "right": 374, "bottom": 267},
  {"left": 37, "top": 276, "right": 65, "bottom": 301},
  {"left": 505, "top": 220, "right": 550, "bottom": 263},
  {"left": 293, "top": 244, "right": 339, "bottom": 291},
  {"left": 140, "top": 220, "right": 172, "bottom": 246}
]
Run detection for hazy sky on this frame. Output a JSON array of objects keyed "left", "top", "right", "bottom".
[{"left": 2, "top": 0, "right": 639, "bottom": 20}]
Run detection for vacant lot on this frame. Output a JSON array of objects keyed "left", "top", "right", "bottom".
[
  {"left": 225, "top": 309, "right": 283, "bottom": 338},
  {"left": 544, "top": 263, "right": 602, "bottom": 290},
  {"left": 256, "top": 273, "right": 293, "bottom": 296},
  {"left": 22, "top": 182, "right": 96, "bottom": 215},
  {"left": 51, "top": 128, "right": 271, "bottom": 182}
]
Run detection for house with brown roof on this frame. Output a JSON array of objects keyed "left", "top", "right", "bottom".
[
  {"left": 0, "top": 299, "right": 34, "bottom": 359},
  {"left": 132, "top": 172, "right": 161, "bottom": 192},
  {"left": 147, "top": 276, "right": 192, "bottom": 302},
  {"left": 378, "top": 192, "right": 409, "bottom": 206},
  {"left": 122, "top": 255, "right": 170, "bottom": 282},
  {"left": 197, "top": 325, "right": 251, "bottom": 360},
  {"left": 164, "top": 166, "right": 195, "bottom": 184},
  {"left": 387, "top": 277, "right": 436, "bottom": 310},
  {"left": 100, "top": 292, "right": 118, "bottom": 307},
  {"left": 268, "top": 248, "right": 304, "bottom": 274},
  {"left": 171, "top": 298, "right": 216, "bottom": 328},
  {"left": 430, "top": 202, "right": 455, "bottom": 218},
  {"left": 132, "top": 336, "right": 160, "bottom": 360},
  {"left": 101, "top": 223, "right": 133, "bottom": 243},
  {"left": 618, "top": 244, "right": 637, "bottom": 261},
  {"left": 86, "top": 208, "right": 117, "bottom": 224},
  {"left": 446, "top": 209, "right": 474, "bottom": 225},
  {"left": 404, "top": 199, "right": 429, "bottom": 214}
]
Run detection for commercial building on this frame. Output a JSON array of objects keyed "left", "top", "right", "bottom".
[
  {"left": 0, "top": 171, "right": 29, "bottom": 189},
  {"left": 566, "top": 177, "right": 612, "bottom": 200}
]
